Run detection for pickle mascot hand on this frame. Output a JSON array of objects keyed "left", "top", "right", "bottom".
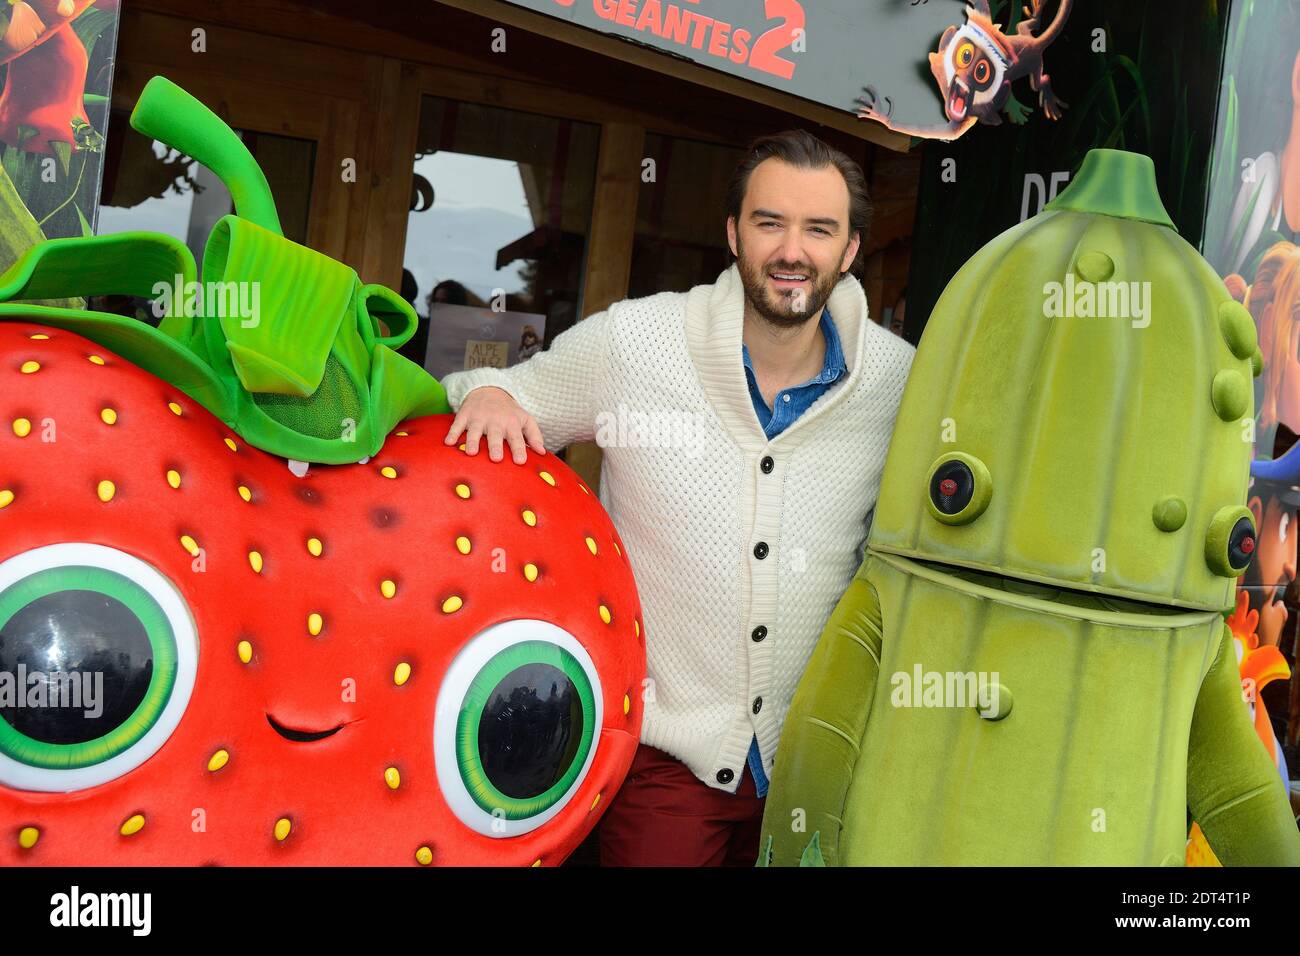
[
  {"left": 759, "top": 149, "right": 1300, "bottom": 867},
  {"left": 0, "top": 76, "right": 645, "bottom": 866}
]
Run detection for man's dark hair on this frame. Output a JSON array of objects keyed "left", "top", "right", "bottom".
[{"left": 725, "top": 129, "right": 872, "bottom": 275}]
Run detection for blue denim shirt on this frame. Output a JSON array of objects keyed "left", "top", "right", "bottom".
[{"left": 740, "top": 307, "right": 847, "bottom": 797}]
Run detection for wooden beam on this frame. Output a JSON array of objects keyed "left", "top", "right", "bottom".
[{"left": 564, "top": 121, "right": 646, "bottom": 490}]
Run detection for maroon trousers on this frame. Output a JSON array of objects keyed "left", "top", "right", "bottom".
[{"left": 598, "top": 744, "right": 765, "bottom": 867}]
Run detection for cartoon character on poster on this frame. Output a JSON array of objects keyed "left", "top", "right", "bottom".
[
  {"left": 856, "top": 0, "right": 1074, "bottom": 141},
  {"left": 1202, "top": 5, "right": 1300, "bottom": 865},
  {"left": 0, "top": 77, "right": 645, "bottom": 866}
]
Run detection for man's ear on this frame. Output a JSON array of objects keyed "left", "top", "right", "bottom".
[
  {"left": 726, "top": 215, "right": 739, "bottom": 258},
  {"left": 1249, "top": 494, "right": 1265, "bottom": 533},
  {"left": 841, "top": 230, "right": 861, "bottom": 275}
]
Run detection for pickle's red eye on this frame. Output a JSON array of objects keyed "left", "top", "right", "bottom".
[
  {"left": 1229, "top": 518, "right": 1256, "bottom": 568},
  {"left": 931, "top": 461, "right": 973, "bottom": 515}
]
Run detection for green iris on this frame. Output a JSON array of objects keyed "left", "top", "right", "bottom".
[
  {"left": 456, "top": 640, "right": 595, "bottom": 820},
  {"left": 0, "top": 566, "right": 177, "bottom": 769}
]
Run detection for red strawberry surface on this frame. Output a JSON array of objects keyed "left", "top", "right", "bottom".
[{"left": 0, "top": 323, "right": 645, "bottom": 865}]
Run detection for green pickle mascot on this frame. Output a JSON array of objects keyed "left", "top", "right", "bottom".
[{"left": 760, "top": 149, "right": 1300, "bottom": 867}]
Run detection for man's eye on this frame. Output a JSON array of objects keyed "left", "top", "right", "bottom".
[
  {"left": 810, "top": 227, "right": 830, "bottom": 236},
  {"left": 759, "top": 221, "right": 780, "bottom": 229}
]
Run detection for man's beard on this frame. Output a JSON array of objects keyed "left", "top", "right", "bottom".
[{"left": 736, "top": 238, "right": 843, "bottom": 329}]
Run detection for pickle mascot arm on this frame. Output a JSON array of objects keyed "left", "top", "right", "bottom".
[
  {"left": 1189, "top": 623, "right": 1300, "bottom": 865},
  {"left": 758, "top": 570, "right": 883, "bottom": 867}
]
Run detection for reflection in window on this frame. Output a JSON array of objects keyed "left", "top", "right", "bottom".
[
  {"left": 97, "top": 109, "right": 314, "bottom": 325},
  {"left": 400, "top": 96, "right": 598, "bottom": 377},
  {"left": 629, "top": 133, "right": 744, "bottom": 298}
]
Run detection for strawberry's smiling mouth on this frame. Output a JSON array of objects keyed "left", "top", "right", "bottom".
[{"left": 267, "top": 713, "right": 345, "bottom": 743}]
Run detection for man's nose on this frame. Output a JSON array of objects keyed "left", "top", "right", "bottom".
[{"left": 777, "top": 230, "right": 806, "bottom": 265}]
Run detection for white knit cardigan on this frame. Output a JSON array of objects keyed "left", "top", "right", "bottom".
[{"left": 442, "top": 265, "right": 914, "bottom": 792}]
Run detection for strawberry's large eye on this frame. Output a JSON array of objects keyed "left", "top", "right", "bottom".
[
  {"left": 435, "top": 619, "right": 601, "bottom": 838},
  {"left": 0, "top": 543, "right": 197, "bottom": 792}
]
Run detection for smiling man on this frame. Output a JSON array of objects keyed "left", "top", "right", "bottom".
[{"left": 441, "top": 130, "right": 914, "bottom": 866}]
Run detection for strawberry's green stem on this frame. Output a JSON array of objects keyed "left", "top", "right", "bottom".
[{"left": 129, "top": 76, "right": 282, "bottom": 236}]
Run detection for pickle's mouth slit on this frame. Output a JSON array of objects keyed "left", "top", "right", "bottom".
[{"left": 267, "top": 713, "right": 344, "bottom": 742}]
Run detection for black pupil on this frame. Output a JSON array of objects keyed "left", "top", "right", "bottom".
[
  {"left": 477, "top": 662, "right": 582, "bottom": 800},
  {"left": 1229, "top": 517, "right": 1256, "bottom": 570},
  {"left": 0, "top": 590, "right": 154, "bottom": 744},
  {"left": 930, "top": 461, "right": 975, "bottom": 514}
]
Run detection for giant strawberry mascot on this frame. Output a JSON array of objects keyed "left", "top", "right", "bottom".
[{"left": 0, "top": 77, "right": 645, "bottom": 865}]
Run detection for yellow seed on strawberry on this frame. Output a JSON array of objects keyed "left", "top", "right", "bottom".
[
  {"left": 539, "top": 471, "right": 556, "bottom": 486},
  {"left": 238, "top": 485, "right": 252, "bottom": 502},
  {"left": 88, "top": 354, "right": 105, "bottom": 366},
  {"left": 394, "top": 662, "right": 411, "bottom": 685},
  {"left": 100, "top": 408, "right": 117, "bottom": 425},
  {"left": 208, "top": 749, "right": 230, "bottom": 772},
  {"left": 307, "top": 537, "right": 322, "bottom": 557},
  {"left": 166, "top": 470, "right": 181, "bottom": 489},
  {"left": 442, "top": 595, "right": 463, "bottom": 614},
  {"left": 384, "top": 767, "right": 401, "bottom": 790},
  {"left": 168, "top": 402, "right": 183, "bottom": 416},
  {"left": 17, "top": 826, "right": 38, "bottom": 849},
  {"left": 381, "top": 466, "right": 398, "bottom": 479},
  {"left": 599, "top": 605, "right": 611, "bottom": 625},
  {"left": 455, "top": 536, "right": 471, "bottom": 555},
  {"left": 12, "top": 418, "right": 30, "bottom": 437},
  {"left": 578, "top": 483, "right": 590, "bottom": 495},
  {"left": 237, "top": 640, "right": 253, "bottom": 664},
  {"left": 415, "top": 846, "right": 433, "bottom": 865},
  {"left": 120, "top": 814, "right": 145, "bottom": 837},
  {"left": 590, "top": 793, "right": 601, "bottom": 812},
  {"left": 308, "top": 613, "right": 323, "bottom": 636},
  {"left": 19, "top": 360, "right": 39, "bottom": 374},
  {"left": 455, "top": 483, "right": 471, "bottom": 499},
  {"left": 585, "top": 536, "right": 598, "bottom": 555},
  {"left": 248, "top": 551, "right": 264, "bottom": 574},
  {"left": 522, "top": 509, "right": 537, "bottom": 527},
  {"left": 0, "top": 490, "right": 13, "bottom": 509},
  {"left": 28, "top": 333, "right": 48, "bottom": 340},
  {"left": 96, "top": 480, "right": 115, "bottom": 503},
  {"left": 531, "top": 859, "right": 542, "bottom": 867},
  {"left": 380, "top": 579, "right": 397, "bottom": 599},
  {"left": 274, "top": 818, "right": 292, "bottom": 842},
  {"left": 613, "top": 540, "right": 622, "bottom": 557},
  {"left": 396, "top": 430, "right": 409, "bottom": 437},
  {"left": 180, "top": 535, "right": 199, "bottom": 557},
  {"left": 224, "top": 437, "right": 238, "bottom": 452},
  {"left": 623, "top": 694, "right": 631, "bottom": 715},
  {"left": 523, "top": 563, "right": 539, "bottom": 583}
]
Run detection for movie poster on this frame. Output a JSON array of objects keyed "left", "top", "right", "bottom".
[
  {"left": 1198, "top": 0, "right": 1300, "bottom": 858},
  {"left": 0, "top": 1, "right": 118, "bottom": 279}
]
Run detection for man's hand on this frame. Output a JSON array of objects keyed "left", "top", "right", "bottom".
[{"left": 444, "top": 386, "right": 547, "bottom": 464}]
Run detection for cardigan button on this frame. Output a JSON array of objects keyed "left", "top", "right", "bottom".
[
  {"left": 716, "top": 768, "right": 734, "bottom": 785},
  {"left": 751, "top": 625, "right": 767, "bottom": 642},
  {"left": 760, "top": 456, "right": 774, "bottom": 474},
  {"left": 752, "top": 696, "right": 763, "bottom": 714},
  {"left": 753, "top": 541, "right": 769, "bottom": 560}
]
